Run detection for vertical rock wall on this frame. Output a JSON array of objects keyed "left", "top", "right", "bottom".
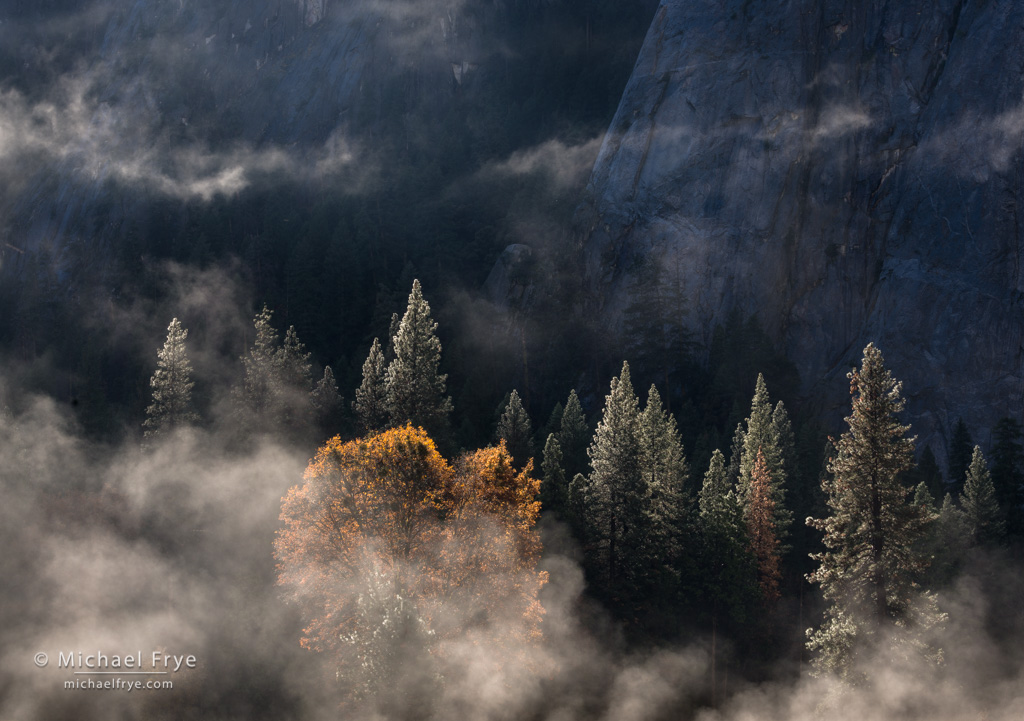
[{"left": 577, "top": 0, "right": 1024, "bottom": 451}]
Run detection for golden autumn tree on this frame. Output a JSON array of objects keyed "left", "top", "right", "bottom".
[
  {"left": 274, "top": 425, "right": 546, "bottom": 702},
  {"left": 747, "top": 448, "right": 781, "bottom": 604}
]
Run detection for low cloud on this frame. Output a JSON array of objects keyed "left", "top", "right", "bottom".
[
  {"left": 476, "top": 137, "right": 604, "bottom": 191},
  {"left": 921, "top": 100, "right": 1024, "bottom": 181},
  {"left": 810, "top": 105, "right": 873, "bottom": 142},
  {"left": 0, "top": 73, "right": 367, "bottom": 202}
]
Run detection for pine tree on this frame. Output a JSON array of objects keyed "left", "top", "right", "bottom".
[
  {"left": 354, "top": 338, "right": 388, "bottom": 433},
  {"left": 235, "top": 305, "right": 279, "bottom": 420},
  {"left": 698, "top": 449, "right": 757, "bottom": 699},
  {"left": 962, "top": 446, "right": 1004, "bottom": 545},
  {"left": 725, "top": 421, "right": 745, "bottom": 486},
  {"left": 385, "top": 280, "right": 453, "bottom": 437},
  {"left": 913, "top": 482, "right": 936, "bottom": 511},
  {"left": 540, "top": 402, "right": 564, "bottom": 450},
  {"left": 806, "top": 344, "right": 942, "bottom": 679},
  {"left": 559, "top": 390, "right": 590, "bottom": 480},
  {"left": 278, "top": 326, "right": 312, "bottom": 391},
  {"left": 497, "top": 389, "right": 533, "bottom": 469},
  {"left": 143, "top": 318, "right": 199, "bottom": 438},
  {"left": 947, "top": 418, "right": 973, "bottom": 497},
  {"left": 926, "top": 494, "right": 969, "bottom": 587},
  {"left": 567, "top": 472, "right": 589, "bottom": 540},
  {"left": 276, "top": 325, "right": 313, "bottom": 427},
  {"left": 736, "top": 375, "right": 792, "bottom": 545},
  {"left": 747, "top": 448, "right": 781, "bottom": 604},
  {"left": 311, "top": 365, "right": 343, "bottom": 430},
  {"left": 541, "top": 434, "right": 568, "bottom": 519},
  {"left": 638, "top": 385, "right": 688, "bottom": 553},
  {"left": 233, "top": 306, "right": 314, "bottom": 435},
  {"left": 990, "top": 417, "right": 1024, "bottom": 537},
  {"left": 699, "top": 450, "right": 731, "bottom": 519},
  {"left": 580, "top": 362, "right": 646, "bottom": 605}
]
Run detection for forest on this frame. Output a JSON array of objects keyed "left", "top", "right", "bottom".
[{"left": 2, "top": 1, "right": 1024, "bottom": 720}]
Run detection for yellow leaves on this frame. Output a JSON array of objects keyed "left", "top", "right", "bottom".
[{"left": 274, "top": 425, "right": 547, "bottom": 681}]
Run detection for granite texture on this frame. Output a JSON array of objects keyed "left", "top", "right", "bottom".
[{"left": 575, "top": 0, "right": 1024, "bottom": 454}]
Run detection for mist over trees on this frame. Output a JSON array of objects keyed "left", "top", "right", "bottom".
[{"left": 3, "top": 3, "right": 1024, "bottom": 720}]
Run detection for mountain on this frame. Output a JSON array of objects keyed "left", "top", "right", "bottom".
[{"left": 575, "top": 0, "right": 1024, "bottom": 454}]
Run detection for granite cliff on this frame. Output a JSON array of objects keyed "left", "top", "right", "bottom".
[{"left": 575, "top": 0, "right": 1024, "bottom": 454}]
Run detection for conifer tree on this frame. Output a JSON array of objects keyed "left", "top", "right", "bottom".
[
  {"left": 725, "top": 421, "right": 745, "bottom": 486},
  {"left": 559, "top": 390, "right": 590, "bottom": 480},
  {"left": 736, "top": 375, "right": 792, "bottom": 544},
  {"left": 698, "top": 449, "right": 757, "bottom": 695},
  {"left": 913, "top": 482, "right": 936, "bottom": 511},
  {"left": 279, "top": 326, "right": 313, "bottom": 390},
  {"left": 947, "top": 418, "right": 973, "bottom": 496},
  {"left": 385, "top": 280, "right": 452, "bottom": 437},
  {"left": 747, "top": 448, "right": 781, "bottom": 604},
  {"left": 233, "top": 305, "right": 314, "bottom": 434},
  {"left": 926, "top": 494, "right": 969, "bottom": 587},
  {"left": 540, "top": 402, "right": 564, "bottom": 450},
  {"left": 235, "top": 305, "right": 279, "bottom": 419},
  {"left": 772, "top": 401, "right": 796, "bottom": 481},
  {"left": 311, "top": 366, "right": 343, "bottom": 429},
  {"left": 541, "top": 434, "right": 568, "bottom": 519},
  {"left": 144, "top": 318, "right": 198, "bottom": 438},
  {"left": 276, "top": 325, "right": 313, "bottom": 427},
  {"left": 699, "top": 450, "right": 732, "bottom": 519},
  {"left": 807, "top": 344, "right": 942, "bottom": 679},
  {"left": 962, "top": 446, "right": 1004, "bottom": 545},
  {"left": 567, "top": 472, "right": 589, "bottom": 540},
  {"left": 581, "top": 362, "right": 645, "bottom": 604},
  {"left": 354, "top": 338, "right": 388, "bottom": 433},
  {"left": 497, "top": 389, "right": 533, "bottom": 469},
  {"left": 638, "top": 385, "right": 688, "bottom": 555}
]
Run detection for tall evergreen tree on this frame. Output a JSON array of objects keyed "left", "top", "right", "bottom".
[
  {"left": 990, "top": 417, "right": 1024, "bottom": 537},
  {"left": 276, "top": 325, "right": 313, "bottom": 427},
  {"left": 235, "top": 305, "right": 279, "bottom": 420},
  {"left": 962, "top": 446, "right": 1004, "bottom": 545},
  {"left": 947, "top": 418, "right": 973, "bottom": 497},
  {"left": 233, "top": 305, "right": 314, "bottom": 435},
  {"left": 698, "top": 449, "right": 757, "bottom": 697},
  {"left": 143, "top": 318, "right": 198, "bottom": 438},
  {"left": 311, "top": 365, "right": 343, "bottom": 431},
  {"left": 736, "top": 375, "right": 792, "bottom": 545},
  {"left": 926, "top": 494, "right": 969, "bottom": 587},
  {"left": 747, "top": 448, "right": 781, "bottom": 604},
  {"left": 540, "top": 401, "right": 564, "bottom": 451},
  {"left": 541, "top": 434, "right": 568, "bottom": 519},
  {"left": 725, "top": 421, "right": 745, "bottom": 486},
  {"left": 638, "top": 385, "right": 689, "bottom": 583},
  {"left": 699, "top": 450, "right": 732, "bottom": 519},
  {"left": 354, "top": 338, "right": 388, "bottom": 433},
  {"left": 559, "top": 390, "right": 590, "bottom": 480},
  {"left": 806, "top": 344, "right": 942, "bottom": 679},
  {"left": 279, "top": 326, "right": 313, "bottom": 391},
  {"left": 913, "top": 482, "right": 936, "bottom": 511},
  {"left": 385, "top": 280, "right": 452, "bottom": 437},
  {"left": 580, "top": 362, "right": 646, "bottom": 606},
  {"left": 497, "top": 389, "right": 533, "bottom": 469}
]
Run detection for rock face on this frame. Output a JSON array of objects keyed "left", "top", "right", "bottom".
[{"left": 576, "top": 0, "right": 1024, "bottom": 453}]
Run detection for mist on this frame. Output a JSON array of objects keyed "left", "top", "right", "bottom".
[{"left": 3, "top": 306, "right": 1024, "bottom": 721}]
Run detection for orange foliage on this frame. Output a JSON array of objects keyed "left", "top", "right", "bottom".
[
  {"left": 274, "top": 426, "right": 546, "bottom": 671},
  {"left": 747, "top": 447, "right": 781, "bottom": 604}
]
